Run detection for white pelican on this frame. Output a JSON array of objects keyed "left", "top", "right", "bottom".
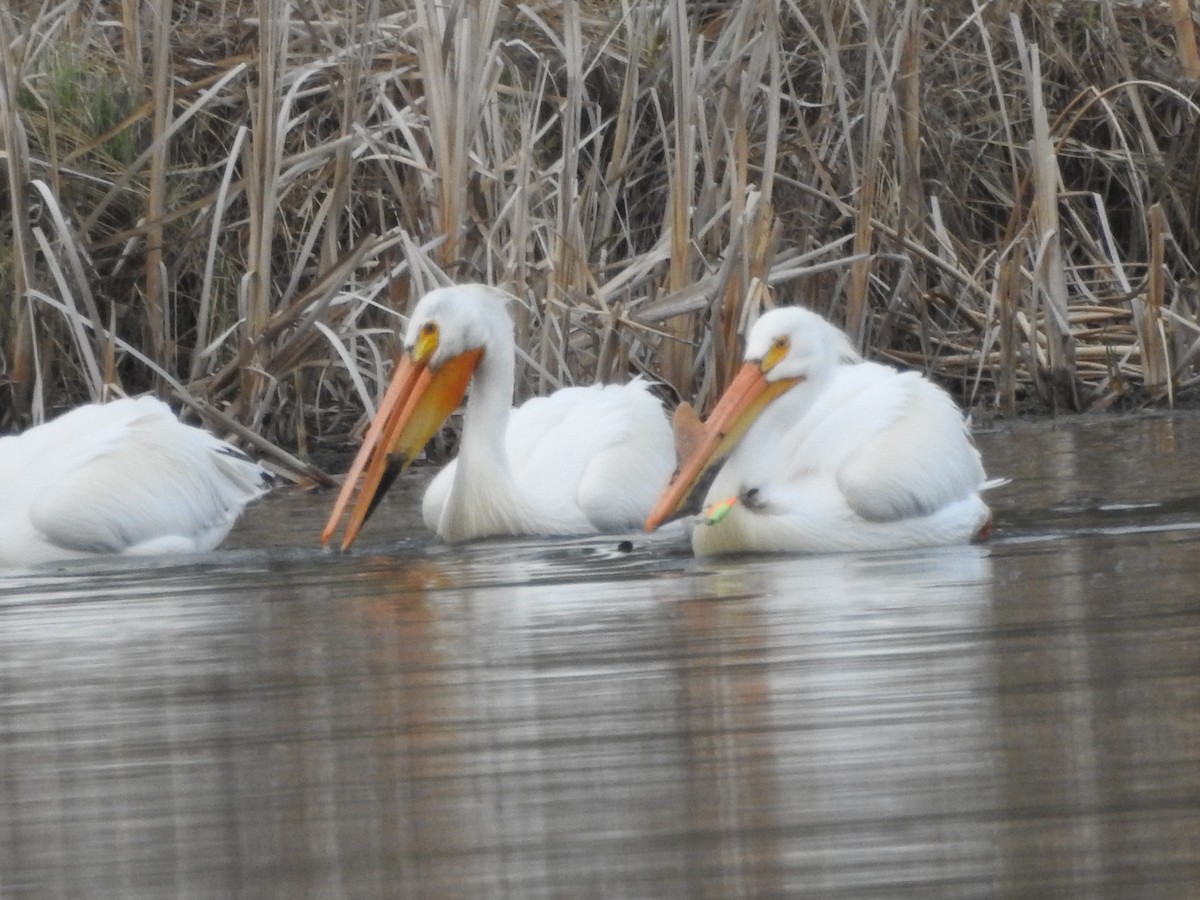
[
  {"left": 0, "top": 396, "right": 273, "bottom": 567},
  {"left": 645, "top": 306, "right": 999, "bottom": 556},
  {"left": 321, "top": 284, "right": 675, "bottom": 548}
]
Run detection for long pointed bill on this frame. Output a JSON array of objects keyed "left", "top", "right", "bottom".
[
  {"left": 644, "top": 362, "right": 800, "bottom": 532},
  {"left": 321, "top": 347, "right": 483, "bottom": 550}
]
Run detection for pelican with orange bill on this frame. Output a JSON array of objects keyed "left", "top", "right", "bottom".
[
  {"left": 322, "top": 284, "right": 675, "bottom": 549},
  {"left": 645, "top": 306, "right": 1003, "bottom": 556}
]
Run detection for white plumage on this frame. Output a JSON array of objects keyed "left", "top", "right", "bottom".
[
  {"left": 422, "top": 379, "right": 674, "bottom": 541},
  {"left": 322, "top": 284, "right": 675, "bottom": 547},
  {"left": 646, "top": 306, "right": 1000, "bottom": 556},
  {"left": 0, "top": 397, "right": 272, "bottom": 567}
]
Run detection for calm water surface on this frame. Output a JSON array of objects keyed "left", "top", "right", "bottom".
[{"left": 1, "top": 414, "right": 1199, "bottom": 898}]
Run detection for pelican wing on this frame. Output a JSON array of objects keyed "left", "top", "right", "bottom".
[
  {"left": 14, "top": 398, "right": 270, "bottom": 557},
  {"left": 508, "top": 380, "right": 674, "bottom": 532},
  {"left": 778, "top": 364, "right": 985, "bottom": 523}
]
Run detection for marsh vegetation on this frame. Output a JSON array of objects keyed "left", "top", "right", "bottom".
[{"left": 2, "top": 0, "right": 1198, "bottom": 481}]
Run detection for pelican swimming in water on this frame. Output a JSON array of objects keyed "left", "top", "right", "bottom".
[
  {"left": 645, "top": 306, "right": 1000, "bottom": 556},
  {"left": 321, "top": 283, "right": 675, "bottom": 548},
  {"left": 0, "top": 396, "right": 273, "bottom": 567}
]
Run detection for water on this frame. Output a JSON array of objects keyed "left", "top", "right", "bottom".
[{"left": 2, "top": 414, "right": 1199, "bottom": 898}]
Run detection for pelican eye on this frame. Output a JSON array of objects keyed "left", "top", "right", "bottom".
[
  {"left": 761, "top": 335, "right": 790, "bottom": 373},
  {"left": 412, "top": 320, "right": 440, "bottom": 362}
]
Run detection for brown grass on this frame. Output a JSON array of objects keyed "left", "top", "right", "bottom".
[{"left": 2, "top": 0, "right": 1199, "bottom": 479}]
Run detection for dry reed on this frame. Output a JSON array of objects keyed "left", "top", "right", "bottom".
[{"left": 2, "top": 0, "right": 1199, "bottom": 480}]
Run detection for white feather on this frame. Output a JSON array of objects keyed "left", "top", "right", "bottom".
[{"left": 0, "top": 397, "right": 272, "bottom": 567}]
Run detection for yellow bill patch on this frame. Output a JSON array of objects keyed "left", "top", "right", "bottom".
[
  {"left": 760, "top": 336, "right": 790, "bottom": 374},
  {"left": 411, "top": 321, "right": 440, "bottom": 363}
]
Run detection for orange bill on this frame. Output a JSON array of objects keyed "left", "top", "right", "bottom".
[
  {"left": 644, "top": 362, "right": 800, "bottom": 532},
  {"left": 321, "top": 347, "right": 483, "bottom": 549}
]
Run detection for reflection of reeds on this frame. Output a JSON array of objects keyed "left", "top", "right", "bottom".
[{"left": 2, "top": 1, "right": 1199, "bottom": 476}]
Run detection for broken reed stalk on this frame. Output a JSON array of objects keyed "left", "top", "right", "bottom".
[
  {"left": 1140, "top": 203, "right": 1169, "bottom": 397},
  {"left": 1017, "top": 28, "right": 1078, "bottom": 411},
  {"left": 995, "top": 239, "right": 1026, "bottom": 418},
  {"left": 0, "top": 5, "right": 37, "bottom": 417}
]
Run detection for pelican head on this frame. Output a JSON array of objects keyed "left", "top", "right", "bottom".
[
  {"left": 645, "top": 305, "right": 860, "bottom": 532},
  {"left": 321, "top": 284, "right": 512, "bottom": 550},
  {"left": 742, "top": 306, "right": 861, "bottom": 381},
  {"left": 405, "top": 284, "right": 512, "bottom": 369}
]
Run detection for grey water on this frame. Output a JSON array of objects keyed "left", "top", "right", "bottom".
[{"left": 1, "top": 413, "right": 1198, "bottom": 898}]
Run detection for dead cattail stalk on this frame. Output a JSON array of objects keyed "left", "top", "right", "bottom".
[
  {"left": 845, "top": 89, "right": 887, "bottom": 348},
  {"left": 320, "top": 3, "right": 368, "bottom": 279},
  {"left": 28, "top": 180, "right": 108, "bottom": 397},
  {"left": 663, "top": 0, "right": 698, "bottom": 400},
  {"left": 191, "top": 126, "right": 248, "bottom": 383},
  {"left": 995, "top": 236, "right": 1026, "bottom": 418},
  {"left": 240, "top": 0, "right": 286, "bottom": 416},
  {"left": 415, "top": 0, "right": 500, "bottom": 270},
  {"left": 1017, "top": 28, "right": 1078, "bottom": 411},
  {"left": 895, "top": 0, "right": 922, "bottom": 245},
  {"left": 0, "top": 6, "right": 36, "bottom": 420},
  {"left": 143, "top": 0, "right": 173, "bottom": 373},
  {"left": 1139, "top": 203, "right": 1171, "bottom": 399},
  {"left": 1168, "top": 0, "right": 1200, "bottom": 80}
]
